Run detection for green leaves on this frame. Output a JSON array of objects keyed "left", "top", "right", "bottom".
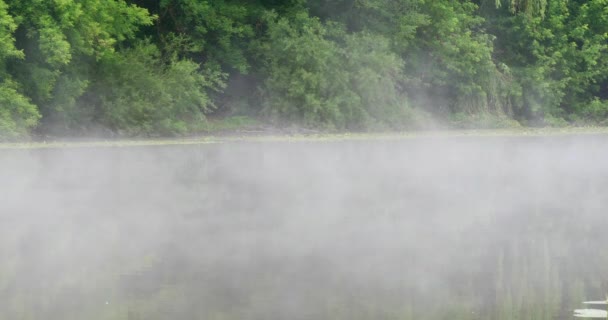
[
  {"left": 37, "top": 25, "right": 71, "bottom": 67},
  {"left": 485, "top": 0, "right": 608, "bottom": 124},
  {"left": 0, "top": 0, "right": 21, "bottom": 60},
  {"left": 0, "top": 80, "right": 40, "bottom": 140},
  {"left": 92, "top": 41, "right": 225, "bottom": 135},
  {"left": 7, "top": 0, "right": 153, "bottom": 61},
  {"left": 258, "top": 11, "right": 410, "bottom": 130},
  {"left": 153, "top": 0, "right": 259, "bottom": 73},
  {"left": 257, "top": 11, "right": 343, "bottom": 127},
  {"left": 0, "top": 0, "right": 607, "bottom": 137},
  {"left": 1, "top": 0, "right": 155, "bottom": 135}
]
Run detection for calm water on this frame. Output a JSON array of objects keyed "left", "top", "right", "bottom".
[{"left": 1, "top": 136, "right": 608, "bottom": 319}]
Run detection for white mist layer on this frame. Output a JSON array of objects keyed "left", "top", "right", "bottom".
[{"left": 1, "top": 136, "right": 607, "bottom": 319}]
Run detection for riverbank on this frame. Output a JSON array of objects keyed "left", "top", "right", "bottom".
[{"left": 2, "top": 127, "right": 608, "bottom": 149}]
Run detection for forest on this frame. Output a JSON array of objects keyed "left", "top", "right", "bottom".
[{"left": 0, "top": 0, "right": 607, "bottom": 139}]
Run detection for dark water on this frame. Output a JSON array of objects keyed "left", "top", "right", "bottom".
[{"left": 1, "top": 136, "right": 608, "bottom": 319}]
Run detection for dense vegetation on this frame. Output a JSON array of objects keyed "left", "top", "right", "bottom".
[{"left": 0, "top": 0, "right": 607, "bottom": 139}]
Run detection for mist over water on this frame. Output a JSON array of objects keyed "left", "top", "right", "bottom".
[{"left": 2, "top": 136, "right": 608, "bottom": 319}]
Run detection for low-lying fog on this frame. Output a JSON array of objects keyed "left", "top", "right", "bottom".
[{"left": 1, "top": 135, "right": 608, "bottom": 319}]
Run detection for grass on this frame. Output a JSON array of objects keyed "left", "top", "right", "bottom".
[{"left": 2, "top": 126, "right": 608, "bottom": 149}]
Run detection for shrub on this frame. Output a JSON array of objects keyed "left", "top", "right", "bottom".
[
  {"left": 450, "top": 112, "right": 522, "bottom": 129},
  {"left": 0, "top": 80, "right": 40, "bottom": 140},
  {"left": 92, "top": 42, "right": 226, "bottom": 136},
  {"left": 578, "top": 98, "right": 608, "bottom": 125},
  {"left": 257, "top": 11, "right": 411, "bottom": 130}
]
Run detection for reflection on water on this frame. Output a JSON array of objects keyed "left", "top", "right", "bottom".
[{"left": 1, "top": 137, "right": 608, "bottom": 319}]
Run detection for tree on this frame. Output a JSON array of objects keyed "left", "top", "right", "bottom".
[
  {"left": 0, "top": 0, "right": 39, "bottom": 139},
  {"left": 89, "top": 41, "right": 225, "bottom": 135},
  {"left": 480, "top": 0, "right": 608, "bottom": 124},
  {"left": 5, "top": 0, "right": 153, "bottom": 134},
  {"left": 256, "top": 11, "right": 410, "bottom": 129}
]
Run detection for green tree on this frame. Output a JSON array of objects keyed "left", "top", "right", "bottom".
[
  {"left": 0, "top": 0, "right": 39, "bottom": 139},
  {"left": 481, "top": 0, "right": 608, "bottom": 124},
  {"left": 89, "top": 41, "right": 225, "bottom": 135},
  {"left": 308, "top": 0, "right": 517, "bottom": 125},
  {"left": 129, "top": 0, "right": 302, "bottom": 118},
  {"left": 256, "top": 11, "right": 410, "bottom": 130},
  {"left": 5, "top": 0, "right": 153, "bottom": 134}
]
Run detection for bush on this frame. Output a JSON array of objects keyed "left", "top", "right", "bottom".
[
  {"left": 257, "top": 11, "right": 411, "bottom": 130},
  {"left": 341, "top": 32, "right": 412, "bottom": 129},
  {"left": 543, "top": 115, "right": 569, "bottom": 128},
  {"left": 92, "top": 42, "right": 226, "bottom": 136},
  {"left": 0, "top": 80, "right": 40, "bottom": 140},
  {"left": 578, "top": 98, "right": 608, "bottom": 125},
  {"left": 450, "top": 112, "right": 522, "bottom": 129}
]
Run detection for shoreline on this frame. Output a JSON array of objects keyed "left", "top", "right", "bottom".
[{"left": 2, "top": 127, "right": 608, "bottom": 150}]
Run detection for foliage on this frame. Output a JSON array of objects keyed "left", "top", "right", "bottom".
[
  {"left": 258, "top": 11, "right": 410, "bottom": 130},
  {"left": 206, "top": 116, "right": 260, "bottom": 132},
  {"left": 0, "top": 0, "right": 607, "bottom": 137},
  {"left": 91, "top": 42, "right": 225, "bottom": 136},
  {"left": 482, "top": 0, "right": 608, "bottom": 123},
  {"left": 450, "top": 112, "right": 522, "bottom": 129},
  {"left": 0, "top": 0, "right": 40, "bottom": 140},
  {"left": 136, "top": 0, "right": 260, "bottom": 73},
  {"left": 402, "top": 1, "right": 515, "bottom": 117},
  {"left": 0, "top": 80, "right": 40, "bottom": 139},
  {"left": 577, "top": 98, "right": 608, "bottom": 125},
  {"left": 0, "top": 0, "right": 21, "bottom": 61},
  {"left": 3, "top": 0, "right": 154, "bottom": 136}
]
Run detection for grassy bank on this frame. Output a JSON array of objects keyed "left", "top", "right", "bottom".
[{"left": 1, "top": 127, "right": 608, "bottom": 150}]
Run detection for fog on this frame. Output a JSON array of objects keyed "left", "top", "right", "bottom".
[{"left": 1, "top": 135, "right": 608, "bottom": 319}]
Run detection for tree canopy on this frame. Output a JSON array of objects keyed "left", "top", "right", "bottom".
[{"left": 0, "top": 0, "right": 607, "bottom": 139}]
